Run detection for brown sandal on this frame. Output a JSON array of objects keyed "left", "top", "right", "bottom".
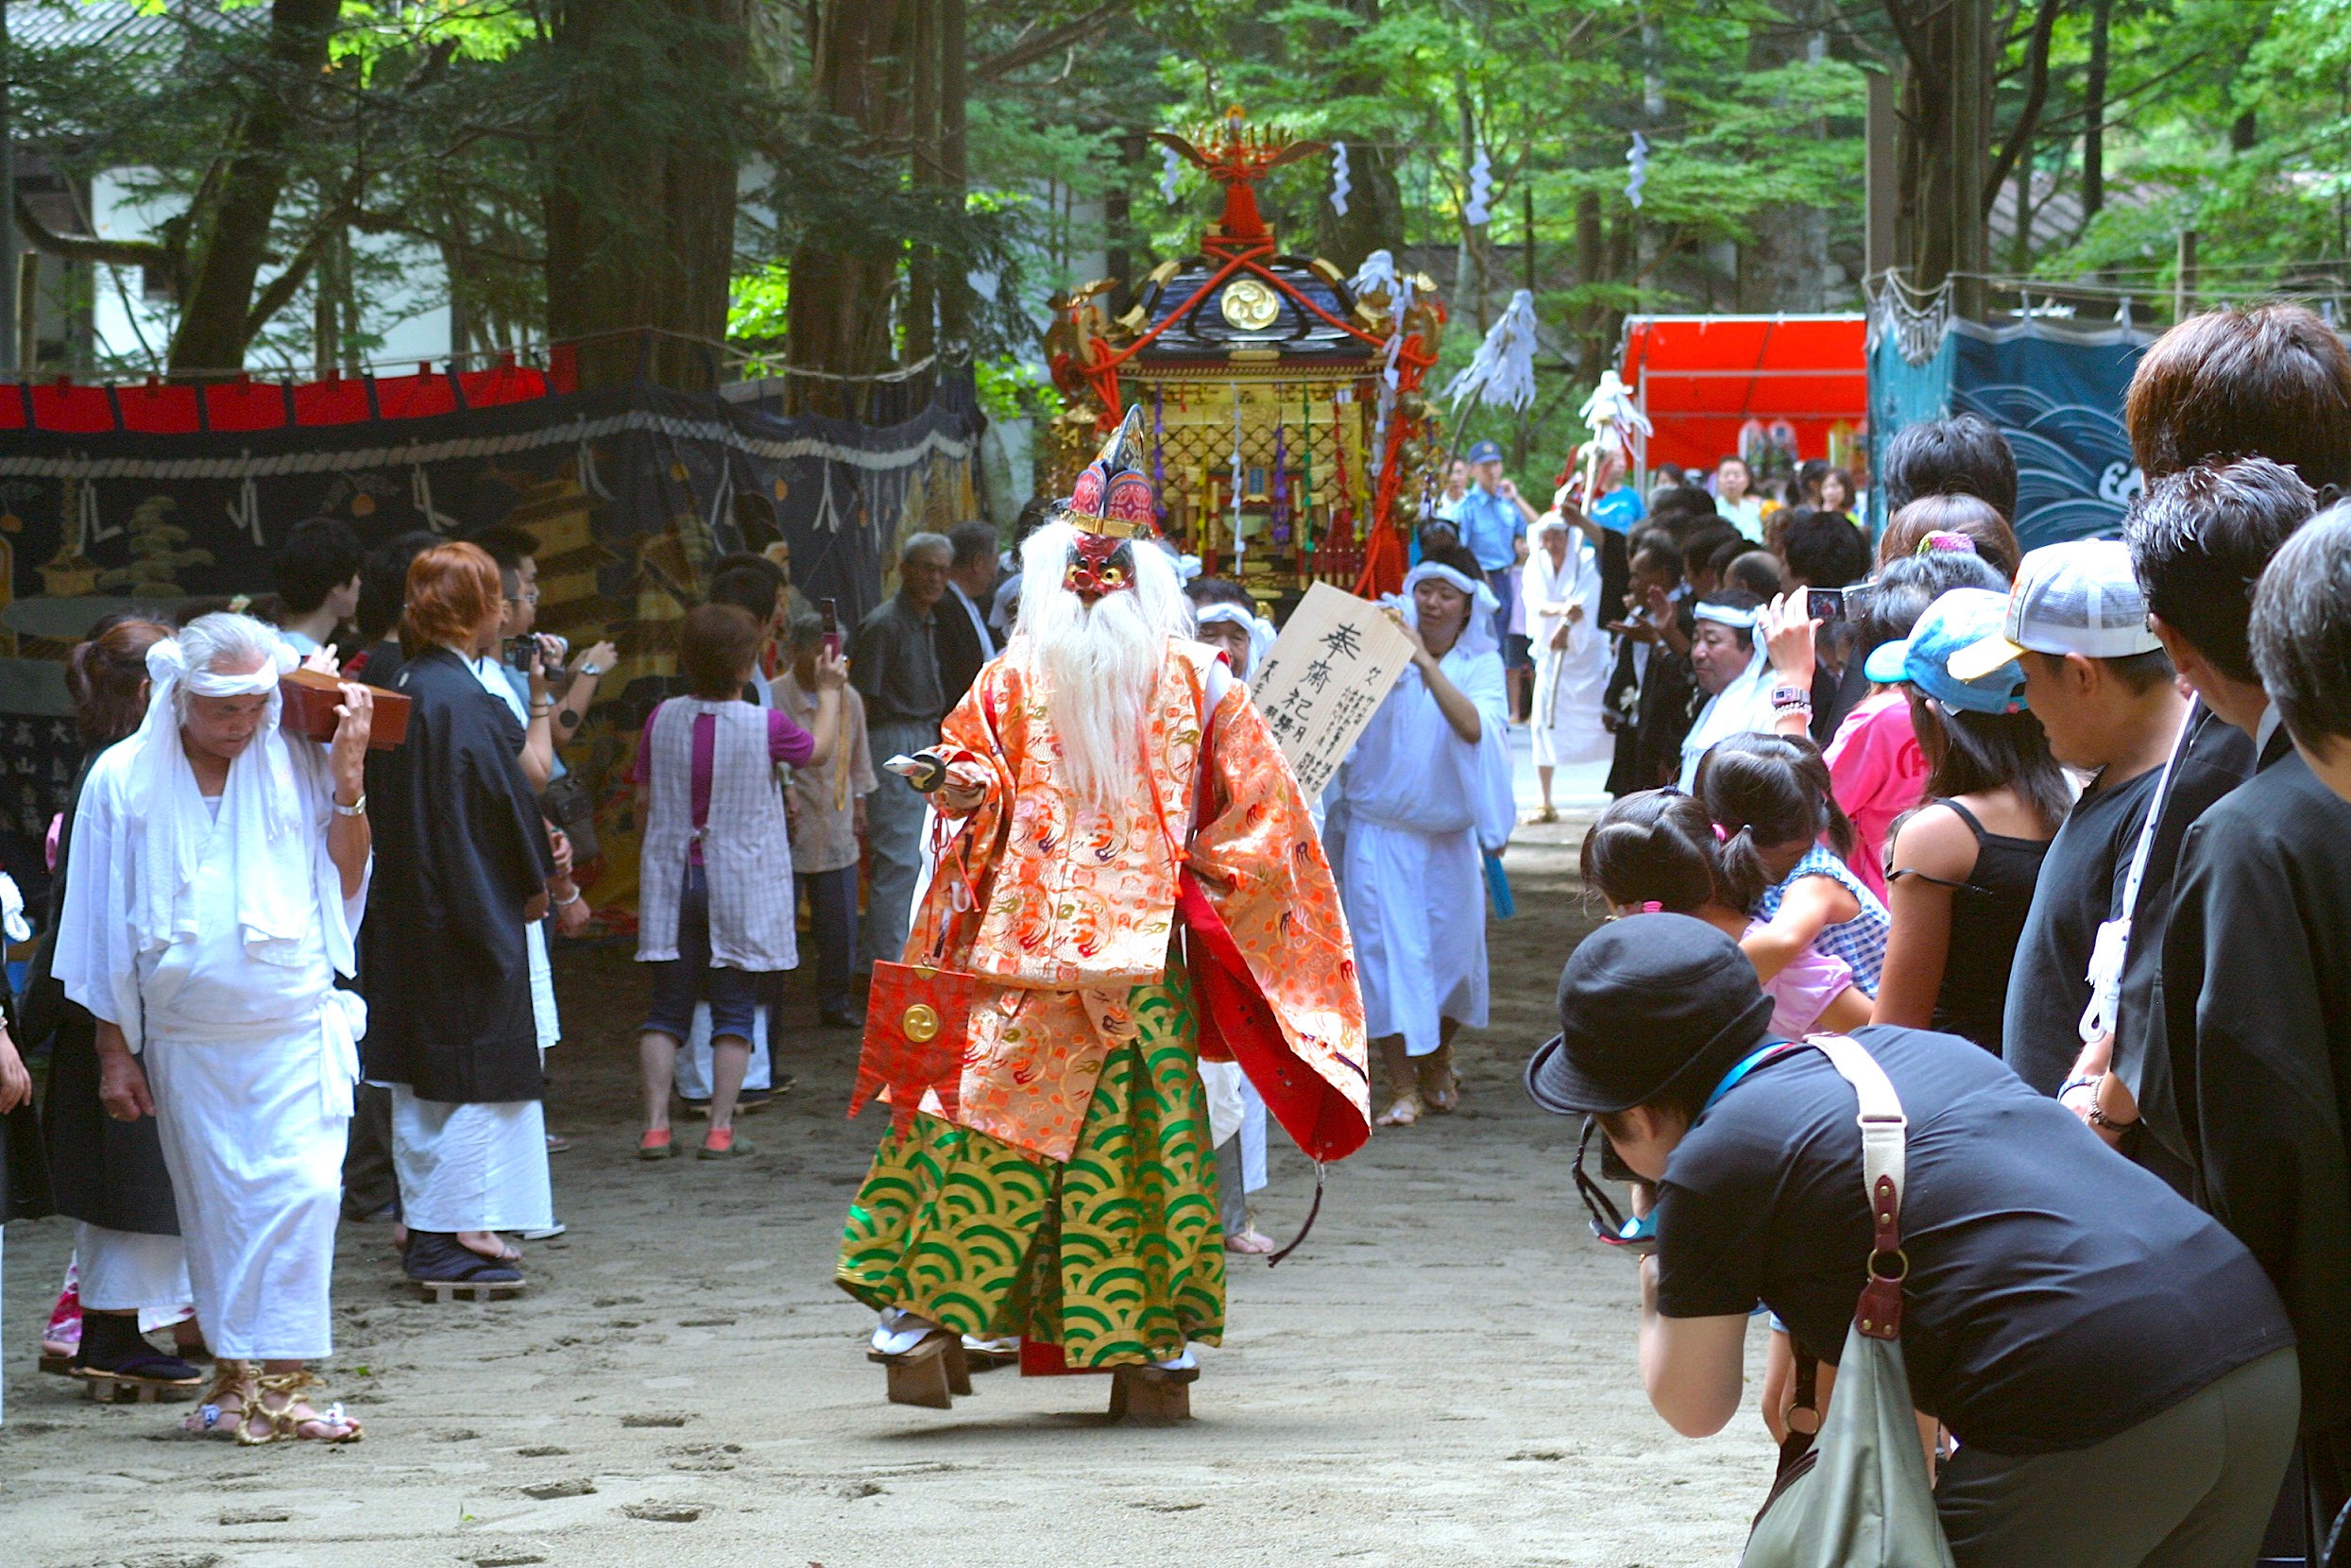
[{"left": 868, "top": 1329, "right": 972, "bottom": 1409}]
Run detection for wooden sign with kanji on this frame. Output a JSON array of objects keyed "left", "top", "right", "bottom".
[{"left": 1247, "top": 581, "right": 1416, "bottom": 799}]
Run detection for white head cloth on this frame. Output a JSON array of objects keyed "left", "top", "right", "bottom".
[
  {"left": 126, "top": 616, "right": 335, "bottom": 971},
  {"left": 1388, "top": 561, "right": 1501, "bottom": 661},
  {"left": 1193, "top": 602, "right": 1277, "bottom": 678},
  {"left": 1694, "top": 599, "right": 1762, "bottom": 630}
]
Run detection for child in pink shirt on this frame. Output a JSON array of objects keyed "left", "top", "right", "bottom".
[{"left": 1822, "top": 691, "right": 1926, "bottom": 902}]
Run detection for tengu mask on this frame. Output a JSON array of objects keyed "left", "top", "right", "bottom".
[{"left": 1064, "top": 532, "right": 1136, "bottom": 601}]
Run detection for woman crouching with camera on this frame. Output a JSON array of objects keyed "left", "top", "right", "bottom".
[{"left": 1527, "top": 914, "right": 2297, "bottom": 1566}]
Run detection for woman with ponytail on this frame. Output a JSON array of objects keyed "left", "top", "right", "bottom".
[
  {"left": 1695, "top": 732, "right": 1890, "bottom": 995},
  {"left": 1581, "top": 790, "right": 1870, "bottom": 1036},
  {"left": 1865, "top": 588, "right": 2066, "bottom": 1053}
]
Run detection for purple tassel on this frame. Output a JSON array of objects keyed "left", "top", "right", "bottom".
[{"left": 1151, "top": 387, "right": 1167, "bottom": 527}]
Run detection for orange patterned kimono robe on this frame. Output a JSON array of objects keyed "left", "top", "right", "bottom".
[{"left": 889, "top": 639, "right": 1369, "bottom": 1165}]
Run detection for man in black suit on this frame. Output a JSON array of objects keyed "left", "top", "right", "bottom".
[{"left": 935, "top": 521, "right": 999, "bottom": 710}]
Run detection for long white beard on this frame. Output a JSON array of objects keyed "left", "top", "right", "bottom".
[
  {"left": 1012, "top": 520, "right": 1193, "bottom": 811},
  {"left": 1027, "top": 588, "right": 1162, "bottom": 811}
]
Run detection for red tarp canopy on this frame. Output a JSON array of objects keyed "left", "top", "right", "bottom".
[
  {"left": 0, "top": 362, "right": 562, "bottom": 435},
  {"left": 1617, "top": 315, "right": 1868, "bottom": 475}
]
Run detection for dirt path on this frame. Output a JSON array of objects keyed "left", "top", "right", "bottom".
[{"left": 2, "top": 812, "right": 1776, "bottom": 1567}]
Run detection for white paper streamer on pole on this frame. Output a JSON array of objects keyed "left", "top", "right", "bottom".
[
  {"left": 1329, "top": 141, "right": 1351, "bottom": 215},
  {"left": 1349, "top": 250, "right": 1414, "bottom": 478},
  {"left": 1463, "top": 143, "right": 1492, "bottom": 227},
  {"left": 1578, "top": 368, "right": 1653, "bottom": 456},
  {"left": 1160, "top": 143, "right": 1184, "bottom": 205},
  {"left": 1577, "top": 367, "right": 1655, "bottom": 493},
  {"left": 1443, "top": 287, "right": 1540, "bottom": 412},
  {"left": 1625, "top": 131, "right": 1650, "bottom": 210},
  {"left": 1348, "top": 248, "right": 1400, "bottom": 303}
]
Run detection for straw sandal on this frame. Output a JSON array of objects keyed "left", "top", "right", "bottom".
[
  {"left": 1418, "top": 1044, "right": 1462, "bottom": 1115},
  {"left": 241, "top": 1371, "right": 364, "bottom": 1445},
  {"left": 182, "top": 1363, "right": 256, "bottom": 1438},
  {"left": 1374, "top": 1086, "right": 1424, "bottom": 1127}
]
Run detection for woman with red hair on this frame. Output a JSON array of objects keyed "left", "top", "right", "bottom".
[{"left": 358, "top": 543, "right": 559, "bottom": 1289}]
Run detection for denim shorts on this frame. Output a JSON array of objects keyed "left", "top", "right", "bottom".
[{"left": 642, "top": 861, "right": 765, "bottom": 1042}]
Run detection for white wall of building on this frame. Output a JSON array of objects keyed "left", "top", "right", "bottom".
[{"left": 90, "top": 168, "right": 451, "bottom": 373}]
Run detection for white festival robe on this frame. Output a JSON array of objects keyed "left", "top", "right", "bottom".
[
  {"left": 74, "top": 1222, "right": 193, "bottom": 1315},
  {"left": 58, "top": 751, "right": 366, "bottom": 1362},
  {"left": 1336, "top": 642, "right": 1516, "bottom": 1057},
  {"left": 1524, "top": 536, "right": 1614, "bottom": 769},
  {"left": 1676, "top": 641, "right": 1777, "bottom": 793}
]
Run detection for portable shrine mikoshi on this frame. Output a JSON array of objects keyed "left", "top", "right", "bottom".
[{"left": 1045, "top": 109, "right": 1448, "bottom": 611}]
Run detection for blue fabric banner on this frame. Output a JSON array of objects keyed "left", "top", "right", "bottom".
[{"left": 1869, "top": 318, "right": 2149, "bottom": 551}]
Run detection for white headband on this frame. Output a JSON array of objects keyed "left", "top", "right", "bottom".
[
  {"left": 1693, "top": 601, "right": 1760, "bottom": 630},
  {"left": 148, "top": 637, "right": 293, "bottom": 698},
  {"left": 1193, "top": 604, "right": 1259, "bottom": 632},
  {"left": 1401, "top": 561, "right": 1496, "bottom": 610}
]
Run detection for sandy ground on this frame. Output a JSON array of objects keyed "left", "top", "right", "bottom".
[{"left": 0, "top": 804, "right": 1779, "bottom": 1568}]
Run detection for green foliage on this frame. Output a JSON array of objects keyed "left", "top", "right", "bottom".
[
  {"left": 2013, "top": 0, "right": 2351, "bottom": 310},
  {"left": 9, "top": 0, "right": 2342, "bottom": 397},
  {"left": 975, "top": 354, "right": 1065, "bottom": 425}
]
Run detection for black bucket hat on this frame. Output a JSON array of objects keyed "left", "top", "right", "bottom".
[{"left": 1525, "top": 913, "right": 1777, "bottom": 1116}]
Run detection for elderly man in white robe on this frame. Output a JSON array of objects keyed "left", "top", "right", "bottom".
[
  {"left": 57, "top": 612, "right": 372, "bottom": 1445},
  {"left": 1334, "top": 556, "right": 1516, "bottom": 1128},
  {"left": 1524, "top": 510, "right": 1613, "bottom": 821},
  {"left": 1675, "top": 590, "right": 1779, "bottom": 792}
]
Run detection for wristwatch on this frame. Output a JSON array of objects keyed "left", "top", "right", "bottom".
[{"left": 333, "top": 793, "right": 367, "bottom": 818}]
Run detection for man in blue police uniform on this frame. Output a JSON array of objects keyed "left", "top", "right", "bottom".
[{"left": 1451, "top": 438, "right": 1542, "bottom": 669}]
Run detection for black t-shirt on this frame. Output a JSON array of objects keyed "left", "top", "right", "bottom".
[
  {"left": 2002, "top": 765, "right": 2163, "bottom": 1095},
  {"left": 1653, "top": 1025, "right": 2292, "bottom": 1455}
]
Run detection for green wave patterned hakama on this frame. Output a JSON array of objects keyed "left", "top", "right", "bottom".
[{"left": 836, "top": 972, "right": 1225, "bottom": 1366}]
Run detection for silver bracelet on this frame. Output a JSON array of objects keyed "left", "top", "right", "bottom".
[{"left": 553, "top": 888, "right": 585, "bottom": 909}]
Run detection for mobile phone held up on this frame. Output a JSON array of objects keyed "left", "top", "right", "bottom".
[
  {"left": 1807, "top": 587, "right": 1848, "bottom": 624},
  {"left": 821, "top": 597, "right": 842, "bottom": 661}
]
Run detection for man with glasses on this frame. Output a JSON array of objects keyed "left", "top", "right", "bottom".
[{"left": 850, "top": 533, "right": 954, "bottom": 973}]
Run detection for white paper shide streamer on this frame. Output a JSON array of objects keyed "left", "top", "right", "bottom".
[
  {"left": 1578, "top": 369, "right": 1654, "bottom": 458},
  {"left": 1160, "top": 143, "right": 1184, "bottom": 205},
  {"left": 1463, "top": 144, "right": 1492, "bottom": 227},
  {"left": 1329, "top": 141, "right": 1351, "bottom": 215},
  {"left": 1625, "top": 131, "right": 1650, "bottom": 210},
  {"left": 1444, "top": 288, "right": 1540, "bottom": 412},
  {"left": 1348, "top": 250, "right": 1416, "bottom": 477}
]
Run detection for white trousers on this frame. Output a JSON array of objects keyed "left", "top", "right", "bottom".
[
  {"left": 1341, "top": 817, "right": 1491, "bottom": 1056},
  {"left": 75, "top": 1223, "right": 193, "bottom": 1316},
  {"left": 390, "top": 1087, "right": 553, "bottom": 1234},
  {"left": 144, "top": 1030, "right": 349, "bottom": 1362}
]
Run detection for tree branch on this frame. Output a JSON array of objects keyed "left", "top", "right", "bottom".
[
  {"left": 14, "top": 192, "right": 174, "bottom": 272},
  {"left": 245, "top": 228, "right": 328, "bottom": 339},
  {"left": 1982, "top": 0, "right": 2064, "bottom": 218},
  {"left": 970, "top": 0, "right": 1129, "bottom": 83},
  {"left": 1878, "top": 0, "right": 1934, "bottom": 73}
]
